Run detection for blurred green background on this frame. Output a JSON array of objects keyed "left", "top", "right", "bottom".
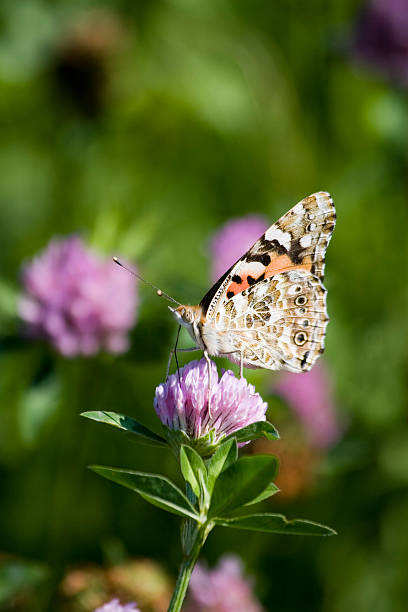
[{"left": 1, "top": 0, "right": 408, "bottom": 610}]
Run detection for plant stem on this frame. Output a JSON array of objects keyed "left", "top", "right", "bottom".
[{"left": 167, "top": 523, "right": 211, "bottom": 612}]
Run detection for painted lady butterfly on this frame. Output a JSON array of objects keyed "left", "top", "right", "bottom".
[{"left": 169, "top": 191, "right": 336, "bottom": 377}]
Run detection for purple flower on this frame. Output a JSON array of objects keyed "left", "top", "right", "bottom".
[
  {"left": 274, "top": 362, "right": 341, "bottom": 449},
  {"left": 185, "top": 555, "right": 264, "bottom": 612},
  {"left": 154, "top": 359, "right": 267, "bottom": 450},
  {"left": 94, "top": 599, "right": 139, "bottom": 612},
  {"left": 19, "top": 236, "right": 138, "bottom": 357},
  {"left": 354, "top": 0, "right": 408, "bottom": 86},
  {"left": 211, "top": 215, "right": 268, "bottom": 282}
]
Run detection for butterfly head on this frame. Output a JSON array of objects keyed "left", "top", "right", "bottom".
[{"left": 169, "top": 305, "right": 202, "bottom": 328}]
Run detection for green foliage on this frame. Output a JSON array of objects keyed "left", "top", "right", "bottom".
[
  {"left": 209, "top": 455, "right": 279, "bottom": 518},
  {"left": 89, "top": 429, "right": 333, "bottom": 612},
  {"left": 226, "top": 420, "right": 279, "bottom": 444},
  {"left": 206, "top": 438, "right": 238, "bottom": 494},
  {"left": 89, "top": 431, "right": 284, "bottom": 525},
  {"left": 214, "top": 514, "right": 337, "bottom": 536},
  {"left": 243, "top": 482, "right": 280, "bottom": 506},
  {"left": 82, "top": 410, "right": 167, "bottom": 447},
  {"left": 89, "top": 427, "right": 331, "bottom": 555},
  {"left": 90, "top": 466, "right": 199, "bottom": 520},
  {"left": 180, "top": 445, "right": 208, "bottom": 501}
]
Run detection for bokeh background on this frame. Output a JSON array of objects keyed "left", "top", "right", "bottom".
[{"left": 1, "top": 0, "right": 408, "bottom": 610}]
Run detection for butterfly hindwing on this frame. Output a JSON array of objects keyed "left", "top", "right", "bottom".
[{"left": 201, "top": 269, "right": 329, "bottom": 372}]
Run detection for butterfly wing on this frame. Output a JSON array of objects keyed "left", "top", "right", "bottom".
[
  {"left": 200, "top": 191, "right": 335, "bottom": 320},
  {"left": 201, "top": 270, "right": 328, "bottom": 372}
]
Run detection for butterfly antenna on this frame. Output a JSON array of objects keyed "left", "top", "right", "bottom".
[{"left": 113, "top": 257, "right": 181, "bottom": 306}]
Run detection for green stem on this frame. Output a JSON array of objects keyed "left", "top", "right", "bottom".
[{"left": 167, "top": 522, "right": 211, "bottom": 612}]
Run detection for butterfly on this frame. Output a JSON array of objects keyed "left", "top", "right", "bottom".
[{"left": 168, "top": 191, "right": 336, "bottom": 379}]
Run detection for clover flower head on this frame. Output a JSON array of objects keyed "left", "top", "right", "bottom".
[
  {"left": 211, "top": 215, "right": 268, "bottom": 281},
  {"left": 185, "top": 555, "right": 264, "bottom": 612},
  {"left": 19, "top": 236, "right": 138, "bottom": 357},
  {"left": 94, "top": 599, "right": 139, "bottom": 612},
  {"left": 275, "top": 362, "right": 341, "bottom": 449},
  {"left": 154, "top": 359, "right": 267, "bottom": 451}
]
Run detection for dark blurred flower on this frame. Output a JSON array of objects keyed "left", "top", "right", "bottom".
[
  {"left": 95, "top": 600, "right": 139, "bottom": 612},
  {"left": 254, "top": 433, "right": 318, "bottom": 500},
  {"left": 60, "top": 559, "right": 172, "bottom": 612},
  {"left": 107, "top": 560, "right": 172, "bottom": 612},
  {"left": 274, "top": 362, "right": 340, "bottom": 449},
  {"left": 19, "top": 236, "right": 138, "bottom": 357},
  {"left": 185, "top": 555, "right": 264, "bottom": 612},
  {"left": 354, "top": 0, "right": 408, "bottom": 86},
  {"left": 51, "top": 9, "right": 126, "bottom": 117},
  {"left": 154, "top": 358, "right": 267, "bottom": 453},
  {"left": 211, "top": 215, "right": 268, "bottom": 281}
]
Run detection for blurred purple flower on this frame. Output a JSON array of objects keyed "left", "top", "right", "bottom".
[
  {"left": 354, "top": 0, "right": 408, "bottom": 86},
  {"left": 185, "top": 555, "right": 264, "bottom": 612},
  {"left": 274, "top": 362, "right": 340, "bottom": 449},
  {"left": 211, "top": 215, "right": 268, "bottom": 281},
  {"left": 154, "top": 358, "right": 267, "bottom": 447},
  {"left": 19, "top": 236, "right": 138, "bottom": 357},
  {"left": 94, "top": 599, "right": 139, "bottom": 612}
]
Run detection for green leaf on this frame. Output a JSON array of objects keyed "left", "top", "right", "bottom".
[
  {"left": 244, "top": 482, "right": 280, "bottom": 506},
  {"left": 90, "top": 466, "right": 199, "bottom": 520},
  {"left": 207, "top": 438, "right": 238, "bottom": 494},
  {"left": 214, "top": 513, "right": 337, "bottom": 536},
  {"left": 209, "top": 454, "right": 279, "bottom": 518},
  {"left": 226, "top": 421, "right": 279, "bottom": 444},
  {"left": 180, "top": 445, "right": 208, "bottom": 499},
  {"left": 81, "top": 411, "right": 167, "bottom": 447}
]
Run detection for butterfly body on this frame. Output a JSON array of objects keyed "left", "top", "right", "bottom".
[
  {"left": 171, "top": 304, "right": 240, "bottom": 358},
  {"left": 170, "top": 191, "right": 335, "bottom": 375}
]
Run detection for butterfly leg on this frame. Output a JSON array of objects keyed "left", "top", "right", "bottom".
[
  {"left": 166, "top": 347, "right": 201, "bottom": 379},
  {"left": 203, "top": 349, "right": 213, "bottom": 417},
  {"left": 219, "top": 350, "right": 244, "bottom": 378}
]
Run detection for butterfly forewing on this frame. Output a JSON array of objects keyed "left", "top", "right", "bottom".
[{"left": 201, "top": 191, "right": 335, "bottom": 320}]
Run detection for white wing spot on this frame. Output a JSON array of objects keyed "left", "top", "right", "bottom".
[
  {"left": 243, "top": 261, "right": 265, "bottom": 278},
  {"left": 293, "top": 202, "right": 304, "bottom": 214},
  {"left": 300, "top": 234, "right": 312, "bottom": 248},
  {"left": 315, "top": 192, "right": 330, "bottom": 210},
  {"left": 264, "top": 227, "right": 291, "bottom": 250}
]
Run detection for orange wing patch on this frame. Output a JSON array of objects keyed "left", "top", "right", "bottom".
[
  {"left": 264, "top": 254, "right": 312, "bottom": 277},
  {"left": 225, "top": 256, "right": 313, "bottom": 299}
]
